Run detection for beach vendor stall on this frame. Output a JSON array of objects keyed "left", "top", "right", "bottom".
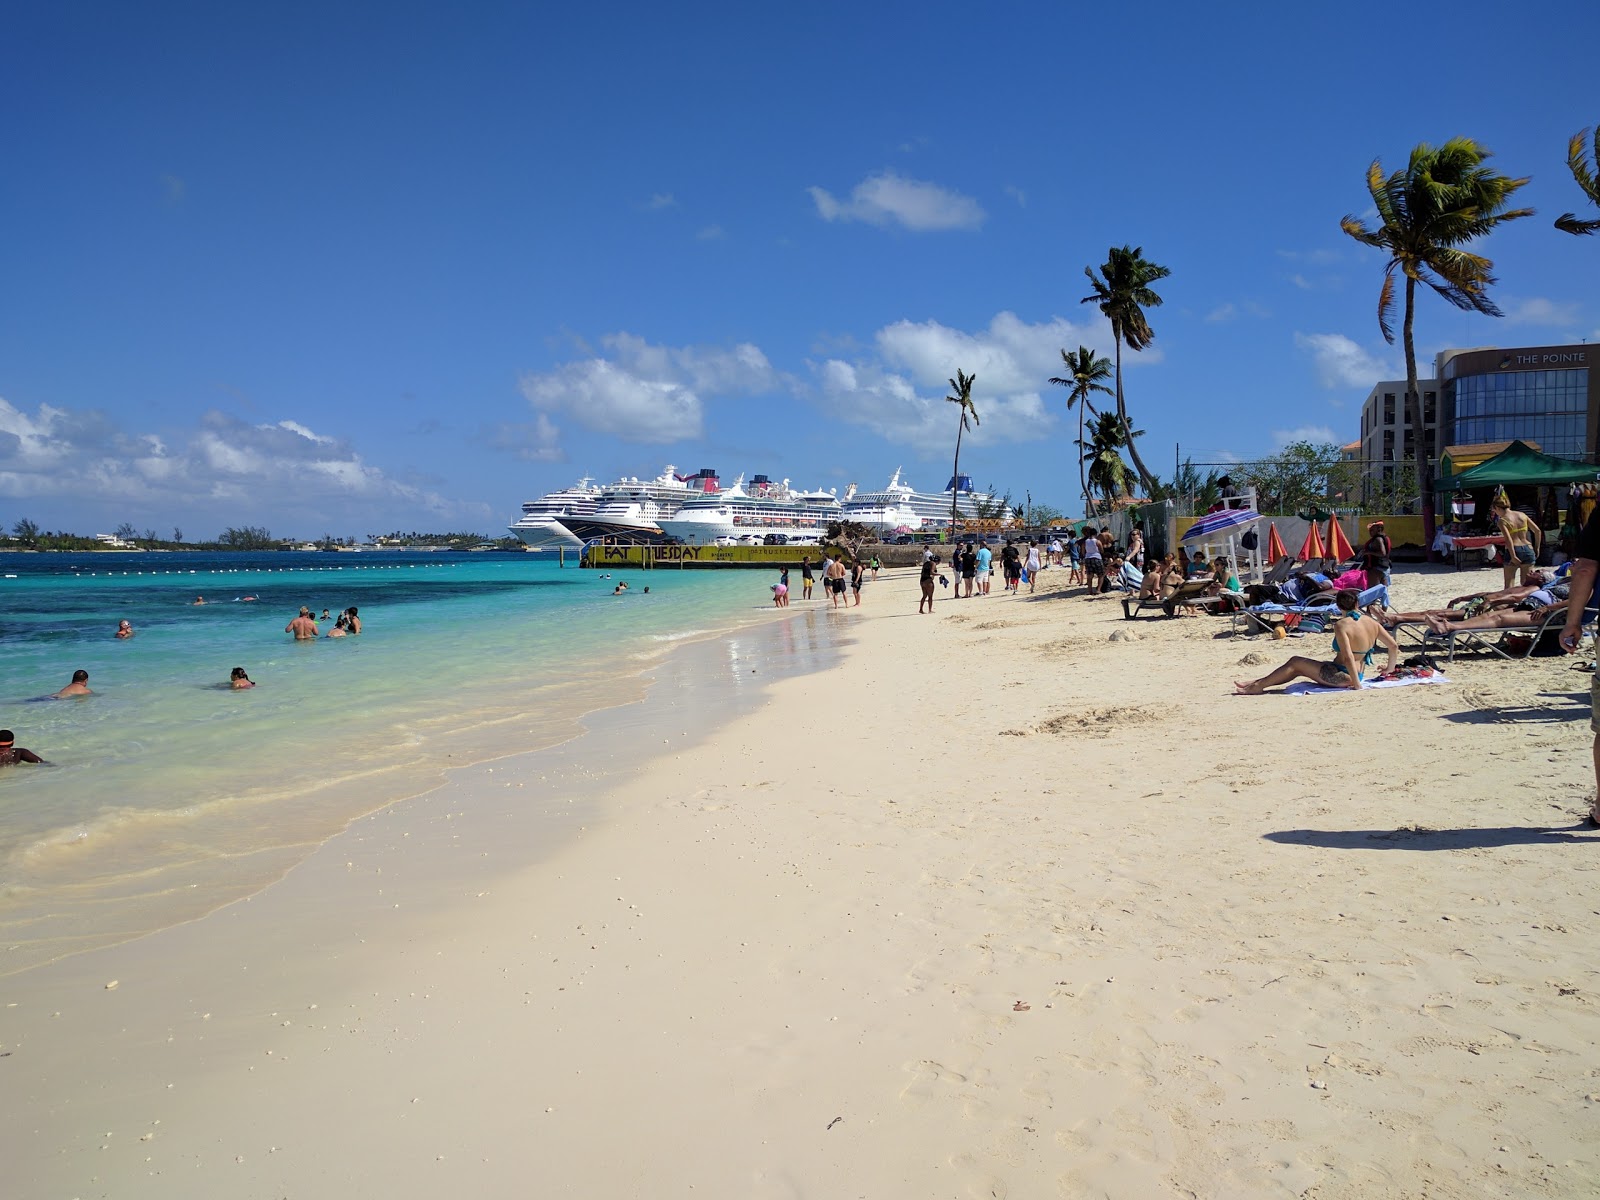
[{"left": 1434, "top": 440, "right": 1599, "bottom": 570}]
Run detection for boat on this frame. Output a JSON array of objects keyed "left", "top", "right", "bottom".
[
  {"left": 655, "top": 474, "right": 847, "bottom": 545},
  {"left": 841, "top": 468, "right": 1003, "bottom": 533},
  {"left": 506, "top": 476, "right": 606, "bottom": 550},
  {"left": 507, "top": 467, "right": 722, "bottom": 551}
]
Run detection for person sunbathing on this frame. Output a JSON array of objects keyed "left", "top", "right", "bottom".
[
  {"left": 1377, "top": 579, "right": 1568, "bottom": 630},
  {"left": 1421, "top": 598, "right": 1568, "bottom": 638},
  {"left": 1235, "top": 590, "right": 1399, "bottom": 694},
  {"left": 1443, "top": 572, "right": 1553, "bottom": 609}
]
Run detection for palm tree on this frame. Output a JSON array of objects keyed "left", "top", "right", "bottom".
[
  {"left": 1341, "top": 137, "right": 1533, "bottom": 548},
  {"left": 945, "top": 369, "right": 979, "bottom": 540},
  {"left": 1048, "top": 346, "right": 1114, "bottom": 519},
  {"left": 1081, "top": 246, "right": 1169, "bottom": 496},
  {"left": 1556, "top": 124, "right": 1600, "bottom": 235},
  {"left": 1077, "top": 412, "right": 1141, "bottom": 516}
]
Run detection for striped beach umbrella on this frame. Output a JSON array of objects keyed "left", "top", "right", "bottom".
[
  {"left": 1265, "top": 522, "right": 1288, "bottom": 563},
  {"left": 1181, "top": 507, "right": 1261, "bottom": 544},
  {"left": 1298, "top": 522, "right": 1325, "bottom": 562}
]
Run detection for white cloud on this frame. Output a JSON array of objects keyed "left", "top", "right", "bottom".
[
  {"left": 519, "top": 333, "right": 781, "bottom": 445},
  {"left": 645, "top": 192, "right": 675, "bottom": 210},
  {"left": 1289, "top": 273, "right": 1313, "bottom": 290},
  {"left": 695, "top": 224, "right": 725, "bottom": 241},
  {"left": 485, "top": 413, "right": 565, "bottom": 463},
  {"left": 0, "top": 399, "right": 475, "bottom": 533},
  {"left": 1205, "top": 303, "right": 1237, "bottom": 323},
  {"left": 1500, "top": 296, "right": 1581, "bottom": 328},
  {"left": 1294, "top": 332, "right": 1394, "bottom": 389},
  {"left": 1003, "top": 184, "right": 1027, "bottom": 208},
  {"left": 811, "top": 312, "right": 1113, "bottom": 453},
  {"left": 1271, "top": 425, "right": 1340, "bottom": 448},
  {"left": 1276, "top": 248, "right": 1340, "bottom": 265},
  {"left": 807, "top": 171, "right": 985, "bottom": 232}
]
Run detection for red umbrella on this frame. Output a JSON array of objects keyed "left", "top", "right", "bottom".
[
  {"left": 1325, "top": 517, "right": 1355, "bottom": 563},
  {"left": 1298, "top": 523, "right": 1325, "bottom": 562},
  {"left": 1265, "top": 522, "right": 1288, "bottom": 563}
]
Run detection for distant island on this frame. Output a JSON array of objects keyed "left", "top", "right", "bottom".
[{"left": 1, "top": 520, "right": 526, "bottom": 553}]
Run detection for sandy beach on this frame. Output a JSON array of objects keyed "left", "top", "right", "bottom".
[{"left": 6, "top": 562, "right": 1599, "bottom": 1199}]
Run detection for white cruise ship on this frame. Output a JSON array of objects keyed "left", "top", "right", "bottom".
[
  {"left": 507, "top": 477, "right": 606, "bottom": 549},
  {"left": 656, "top": 474, "right": 847, "bottom": 545},
  {"left": 508, "top": 467, "right": 722, "bottom": 550},
  {"left": 841, "top": 468, "right": 1001, "bottom": 533},
  {"left": 582, "top": 465, "right": 721, "bottom": 540}
]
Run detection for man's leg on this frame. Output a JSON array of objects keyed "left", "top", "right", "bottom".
[{"left": 1591, "top": 673, "right": 1600, "bottom": 823}]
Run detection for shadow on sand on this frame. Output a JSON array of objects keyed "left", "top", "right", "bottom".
[{"left": 1265, "top": 824, "right": 1598, "bottom": 851}]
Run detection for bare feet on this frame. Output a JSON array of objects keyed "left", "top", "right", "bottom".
[{"left": 1234, "top": 679, "right": 1266, "bottom": 695}]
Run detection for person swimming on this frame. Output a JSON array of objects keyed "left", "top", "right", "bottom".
[
  {"left": 55, "top": 669, "right": 92, "bottom": 698},
  {"left": 230, "top": 667, "right": 256, "bottom": 689},
  {"left": 115, "top": 619, "right": 134, "bottom": 639},
  {"left": 0, "top": 729, "right": 47, "bottom": 766}
]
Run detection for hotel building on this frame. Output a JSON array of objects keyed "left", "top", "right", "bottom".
[{"left": 1356, "top": 341, "right": 1597, "bottom": 497}]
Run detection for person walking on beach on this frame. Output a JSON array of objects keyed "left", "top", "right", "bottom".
[
  {"left": 286, "top": 607, "right": 319, "bottom": 640},
  {"left": 1080, "top": 531, "right": 1102, "bottom": 594},
  {"left": 825, "top": 555, "right": 847, "bottom": 609},
  {"left": 1560, "top": 505, "right": 1600, "bottom": 825},
  {"left": 115, "top": 619, "right": 134, "bottom": 639},
  {"left": 55, "top": 669, "right": 92, "bottom": 697},
  {"left": 976, "top": 540, "right": 993, "bottom": 595},
  {"left": 960, "top": 543, "right": 977, "bottom": 598},
  {"left": 918, "top": 553, "right": 937, "bottom": 613},
  {"left": 850, "top": 557, "right": 864, "bottom": 606},
  {"left": 230, "top": 667, "right": 256, "bottom": 689},
  {"left": 800, "top": 555, "right": 815, "bottom": 600},
  {"left": 1025, "top": 540, "right": 1042, "bottom": 593},
  {"left": 0, "top": 730, "right": 47, "bottom": 766},
  {"left": 1235, "top": 590, "right": 1398, "bottom": 694},
  {"left": 1492, "top": 500, "right": 1541, "bottom": 590},
  {"left": 870, "top": 555, "right": 880, "bottom": 581}
]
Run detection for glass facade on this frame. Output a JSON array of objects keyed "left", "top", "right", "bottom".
[{"left": 1446, "top": 368, "right": 1589, "bottom": 458}]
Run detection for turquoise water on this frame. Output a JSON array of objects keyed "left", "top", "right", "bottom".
[{"left": 0, "top": 550, "right": 794, "bottom": 973}]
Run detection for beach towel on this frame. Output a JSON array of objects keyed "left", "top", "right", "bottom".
[{"left": 1283, "top": 673, "right": 1451, "bottom": 696}]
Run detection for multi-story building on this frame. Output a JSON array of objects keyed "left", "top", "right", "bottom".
[
  {"left": 1437, "top": 343, "right": 1596, "bottom": 461},
  {"left": 1355, "top": 342, "right": 1598, "bottom": 499},
  {"left": 1357, "top": 376, "right": 1439, "bottom": 499}
]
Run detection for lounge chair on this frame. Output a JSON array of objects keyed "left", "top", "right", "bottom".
[
  {"left": 1260, "top": 555, "right": 1295, "bottom": 586},
  {"left": 1439, "top": 599, "right": 1597, "bottom": 664},
  {"left": 1230, "top": 589, "right": 1339, "bottom": 636},
  {"left": 1122, "top": 578, "right": 1213, "bottom": 619}
]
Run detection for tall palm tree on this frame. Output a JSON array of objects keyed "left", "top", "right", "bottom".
[
  {"left": 1048, "top": 346, "right": 1114, "bottom": 519},
  {"left": 1081, "top": 246, "right": 1169, "bottom": 497},
  {"left": 945, "top": 370, "right": 979, "bottom": 540},
  {"left": 1341, "top": 137, "right": 1533, "bottom": 548},
  {"left": 1077, "top": 411, "right": 1141, "bottom": 516},
  {"left": 1556, "top": 124, "right": 1600, "bottom": 235}
]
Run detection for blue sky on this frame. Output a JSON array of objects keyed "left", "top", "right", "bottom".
[{"left": 3, "top": 2, "right": 1596, "bottom": 537}]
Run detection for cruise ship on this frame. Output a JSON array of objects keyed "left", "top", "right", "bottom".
[
  {"left": 841, "top": 468, "right": 1002, "bottom": 533},
  {"left": 507, "top": 467, "right": 721, "bottom": 550},
  {"left": 655, "top": 475, "right": 848, "bottom": 545}
]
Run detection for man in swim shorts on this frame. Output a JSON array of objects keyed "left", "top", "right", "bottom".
[
  {"left": 0, "top": 730, "right": 46, "bottom": 766},
  {"left": 1235, "top": 590, "right": 1398, "bottom": 694},
  {"left": 824, "top": 554, "right": 847, "bottom": 610},
  {"left": 799, "top": 555, "right": 814, "bottom": 600},
  {"left": 285, "top": 607, "right": 319, "bottom": 640},
  {"left": 1492, "top": 500, "right": 1542, "bottom": 590}
]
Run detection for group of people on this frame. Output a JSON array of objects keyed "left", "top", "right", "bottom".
[
  {"left": 285, "top": 605, "right": 362, "bottom": 639},
  {"left": 781, "top": 554, "right": 873, "bottom": 610}
]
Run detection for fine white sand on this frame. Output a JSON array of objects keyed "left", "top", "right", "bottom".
[{"left": 6, "top": 562, "right": 1599, "bottom": 1198}]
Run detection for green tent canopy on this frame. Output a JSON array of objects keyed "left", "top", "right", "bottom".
[{"left": 1436, "top": 439, "right": 1599, "bottom": 489}]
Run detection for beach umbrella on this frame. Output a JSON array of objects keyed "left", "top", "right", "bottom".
[
  {"left": 1181, "top": 507, "right": 1261, "bottom": 544},
  {"left": 1265, "top": 522, "right": 1288, "bottom": 563},
  {"left": 1298, "top": 522, "right": 1325, "bottom": 562},
  {"left": 1325, "top": 516, "right": 1354, "bottom": 563}
]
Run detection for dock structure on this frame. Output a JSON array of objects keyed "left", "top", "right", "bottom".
[{"left": 581, "top": 542, "right": 831, "bottom": 569}]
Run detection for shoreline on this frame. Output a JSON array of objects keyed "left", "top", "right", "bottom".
[{"left": 8, "top": 563, "right": 1599, "bottom": 1197}]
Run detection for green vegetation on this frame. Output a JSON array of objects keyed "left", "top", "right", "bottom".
[
  {"left": 1556, "top": 123, "right": 1600, "bottom": 236},
  {"left": 944, "top": 369, "right": 979, "bottom": 540},
  {"left": 1340, "top": 136, "right": 1533, "bottom": 548},
  {"left": 1082, "top": 246, "right": 1169, "bottom": 496},
  {"left": 1078, "top": 411, "right": 1139, "bottom": 515},
  {"left": 1242, "top": 440, "right": 1362, "bottom": 515},
  {"left": 1048, "top": 345, "right": 1114, "bottom": 520}
]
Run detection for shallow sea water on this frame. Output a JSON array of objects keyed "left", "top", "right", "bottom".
[{"left": 0, "top": 550, "right": 821, "bottom": 974}]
